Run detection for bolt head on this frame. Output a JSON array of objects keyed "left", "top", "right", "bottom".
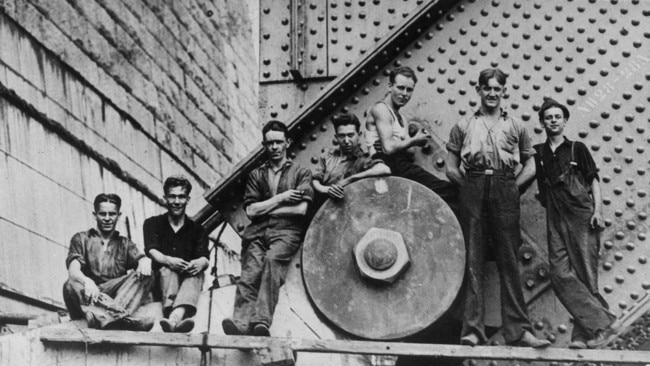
[{"left": 354, "top": 227, "right": 410, "bottom": 284}]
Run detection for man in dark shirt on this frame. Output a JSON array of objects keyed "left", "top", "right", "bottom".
[
  {"left": 530, "top": 98, "right": 618, "bottom": 349},
  {"left": 144, "top": 175, "right": 210, "bottom": 333},
  {"left": 63, "top": 193, "right": 155, "bottom": 331},
  {"left": 311, "top": 112, "right": 390, "bottom": 211},
  {"left": 222, "top": 120, "right": 313, "bottom": 337}
]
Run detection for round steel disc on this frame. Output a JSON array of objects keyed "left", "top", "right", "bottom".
[{"left": 302, "top": 176, "right": 465, "bottom": 340}]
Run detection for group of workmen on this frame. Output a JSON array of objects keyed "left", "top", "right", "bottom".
[{"left": 64, "top": 66, "right": 619, "bottom": 350}]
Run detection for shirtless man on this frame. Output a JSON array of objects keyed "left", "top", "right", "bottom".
[{"left": 366, "top": 66, "right": 458, "bottom": 203}]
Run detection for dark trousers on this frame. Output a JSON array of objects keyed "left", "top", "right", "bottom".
[
  {"left": 63, "top": 271, "right": 154, "bottom": 328},
  {"left": 374, "top": 152, "right": 459, "bottom": 205},
  {"left": 459, "top": 172, "right": 532, "bottom": 343},
  {"left": 545, "top": 181, "right": 615, "bottom": 341},
  {"left": 159, "top": 267, "right": 204, "bottom": 318},
  {"left": 233, "top": 228, "right": 303, "bottom": 330}
]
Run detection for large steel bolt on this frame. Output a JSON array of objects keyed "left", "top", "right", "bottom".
[{"left": 354, "top": 227, "right": 410, "bottom": 284}]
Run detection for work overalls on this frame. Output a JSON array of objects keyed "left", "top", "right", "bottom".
[{"left": 539, "top": 142, "right": 615, "bottom": 342}]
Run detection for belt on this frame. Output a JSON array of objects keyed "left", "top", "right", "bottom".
[{"left": 466, "top": 169, "right": 513, "bottom": 176}]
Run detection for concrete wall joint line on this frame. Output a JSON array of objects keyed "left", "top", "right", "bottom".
[
  {"left": 0, "top": 8, "right": 210, "bottom": 188},
  {"left": 0, "top": 81, "right": 166, "bottom": 207},
  {"left": 33, "top": 0, "right": 221, "bottom": 171},
  {"left": 90, "top": 0, "right": 233, "bottom": 141}
]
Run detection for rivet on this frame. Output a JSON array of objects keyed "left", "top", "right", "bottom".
[
  {"left": 615, "top": 275, "right": 625, "bottom": 283},
  {"left": 534, "top": 321, "right": 544, "bottom": 330},
  {"left": 639, "top": 256, "right": 647, "bottom": 264},
  {"left": 603, "top": 262, "right": 613, "bottom": 270},
  {"left": 638, "top": 232, "right": 646, "bottom": 241},
  {"left": 631, "top": 291, "right": 640, "bottom": 300},
  {"left": 626, "top": 199, "right": 635, "bottom": 207},
  {"left": 626, "top": 242, "right": 636, "bottom": 250},
  {"left": 615, "top": 231, "right": 625, "bottom": 240},
  {"left": 619, "top": 301, "right": 627, "bottom": 309},
  {"left": 237, "top": 223, "right": 245, "bottom": 231},
  {"left": 604, "top": 285, "right": 613, "bottom": 293},
  {"left": 615, "top": 208, "right": 623, "bottom": 216},
  {"left": 643, "top": 282, "right": 650, "bottom": 290}
]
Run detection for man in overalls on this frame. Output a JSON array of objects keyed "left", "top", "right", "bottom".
[{"left": 531, "top": 97, "right": 618, "bottom": 349}]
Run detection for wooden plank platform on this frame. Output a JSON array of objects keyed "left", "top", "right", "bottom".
[{"left": 40, "top": 329, "right": 650, "bottom": 364}]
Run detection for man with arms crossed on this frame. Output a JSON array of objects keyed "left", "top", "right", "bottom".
[
  {"left": 312, "top": 112, "right": 390, "bottom": 210},
  {"left": 144, "top": 175, "right": 210, "bottom": 333},
  {"left": 222, "top": 120, "right": 314, "bottom": 336},
  {"left": 446, "top": 68, "right": 550, "bottom": 348},
  {"left": 63, "top": 193, "right": 154, "bottom": 331},
  {"left": 530, "top": 98, "right": 618, "bottom": 349}
]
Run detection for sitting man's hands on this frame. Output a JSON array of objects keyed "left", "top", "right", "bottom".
[
  {"left": 167, "top": 256, "right": 189, "bottom": 272},
  {"left": 84, "top": 278, "right": 100, "bottom": 304},
  {"left": 136, "top": 257, "right": 152, "bottom": 277},
  {"left": 327, "top": 184, "right": 345, "bottom": 200},
  {"left": 184, "top": 257, "right": 209, "bottom": 276}
]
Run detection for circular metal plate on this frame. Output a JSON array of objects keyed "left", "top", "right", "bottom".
[{"left": 302, "top": 176, "right": 465, "bottom": 340}]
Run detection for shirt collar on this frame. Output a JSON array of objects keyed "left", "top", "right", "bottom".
[
  {"left": 474, "top": 108, "right": 508, "bottom": 119},
  {"left": 88, "top": 228, "right": 120, "bottom": 239},
  {"left": 544, "top": 136, "right": 571, "bottom": 150},
  {"left": 262, "top": 158, "right": 293, "bottom": 173},
  {"left": 332, "top": 146, "right": 365, "bottom": 159}
]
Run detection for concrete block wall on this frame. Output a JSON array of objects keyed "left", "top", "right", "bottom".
[{"left": 0, "top": 1, "right": 258, "bottom": 312}]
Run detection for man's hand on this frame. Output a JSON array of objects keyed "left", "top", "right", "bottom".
[
  {"left": 590, "top": 213, "right": 603, "bottom": 230},
  {"left": 184, "top": 258, "right": 209, "bottom": 276},
  {"left": 411, "top": 129, "right": 432, "bottom": 147},
  {"left": 326, "top": 184, "right": 345, "bottom": 200},
  {"left": 276, "top": 189, "right": 304, "bottom": 204},
  {"left": 136, "top": 257, "right": 152, "bottom": 277},
  {"left": 83, "top": 278, "right": 100, "bottom": 304},
  {"left": 167, "top": 256, "right": 189, "bottom": 272}
]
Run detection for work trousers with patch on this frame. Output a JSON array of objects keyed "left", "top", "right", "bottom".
[
  {"left": 233, "top": 227, "right": 303, "bottom": 330},
  {"left": 459, "top": 171, "right": 533, "bottom": 344},
  {"left": 63, "top": 271, "right": 154, "bottom": 328},
  {"left": 544, "top": 181, "right": 615, "bottom": 341},
  {"left": 374, "top": 152, "right": 459, "bottom": 205},
  {"left": 159, "top": 267, "right": 204, "bottom": 318}
]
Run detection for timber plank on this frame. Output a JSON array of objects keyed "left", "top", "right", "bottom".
[{"left": 40, "top": 329, "right": 650, "bottom": 364}]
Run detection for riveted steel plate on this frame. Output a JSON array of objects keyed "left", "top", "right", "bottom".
[{"left": 302, "top": 176, "right": 465, "bottom": 340}]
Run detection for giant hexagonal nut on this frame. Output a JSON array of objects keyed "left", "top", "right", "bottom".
[{"left": 353, "top": 227, "right": 411, "bottom": 284}]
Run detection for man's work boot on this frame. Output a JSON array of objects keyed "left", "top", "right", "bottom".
[
  {"left": 222, "top": 318, "right": 246, "bottom": 336},
  {"left": 159, "top": 318, "right": 176, "bottom": 333},
  {"left": 460, "top": 333, "right": 480, "bottom": 347},
  {"left": 113, "top": 316, "right": 155, "bottom": 332},
  {"left": 511, "top": 330, "right": 551, "bottom": 348},
  {"left": 252, "top": 323, "right": 270, "bottom": 337},
  {"left": 568, "top": 340, "right": 587, "bottom": 349},
  {"left": 586, "top": 326, "right": 619, "bottom": 349},
  {"left": 174, "top": 318, "right": 195, "bottom": 333}
]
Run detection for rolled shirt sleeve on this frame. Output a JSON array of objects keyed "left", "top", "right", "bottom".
[
  {"left": 66, "top": 232, "right": 86, "bottom": 269},
  {"left": 193, "top": 225, "right": 211, "bottom": 260},
  {"left": 517, "top": 122, "right": 536, "bottom": 161},
  {"left": 446, "top": 123, "right": 465, "bottom": 155},
  {"left": 143, "top": 217, "right": 161, "bottom": 256},
  {"left": 125, "top": 238, "right": 146, "bottom": 270},
  {"left": 243, "top": 171, "right": 264, "bottom": 209},
  {"left": 295, "top": 167, "right": 314, "bottom": 202},
  {"left": 576, "top": 141, "right": 599, "bottom": 184},
  {"left": 312, "top": 156, "right": 326, "bottom": 182}
]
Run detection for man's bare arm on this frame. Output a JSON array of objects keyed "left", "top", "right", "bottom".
[
  {"left": 246, "top": 189, "right": 304, "bottom": 219},
  {"left": 267, "top": 201, "right": 308, "bottom": 217},
  {"left": 68, "top": 260, "right": 100, "bottom": 302},
  {"left": 445, "top": 152, "right": 464, "bottom": 185},
  {"left": 341, "top": 163, "right": 391, "bottom": 186},
  {"left": 371, "top": 104, "right": 429, "bottom": 155},
  {"left": 515, "top": 157, "right": 536, "bottom": 189}
]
